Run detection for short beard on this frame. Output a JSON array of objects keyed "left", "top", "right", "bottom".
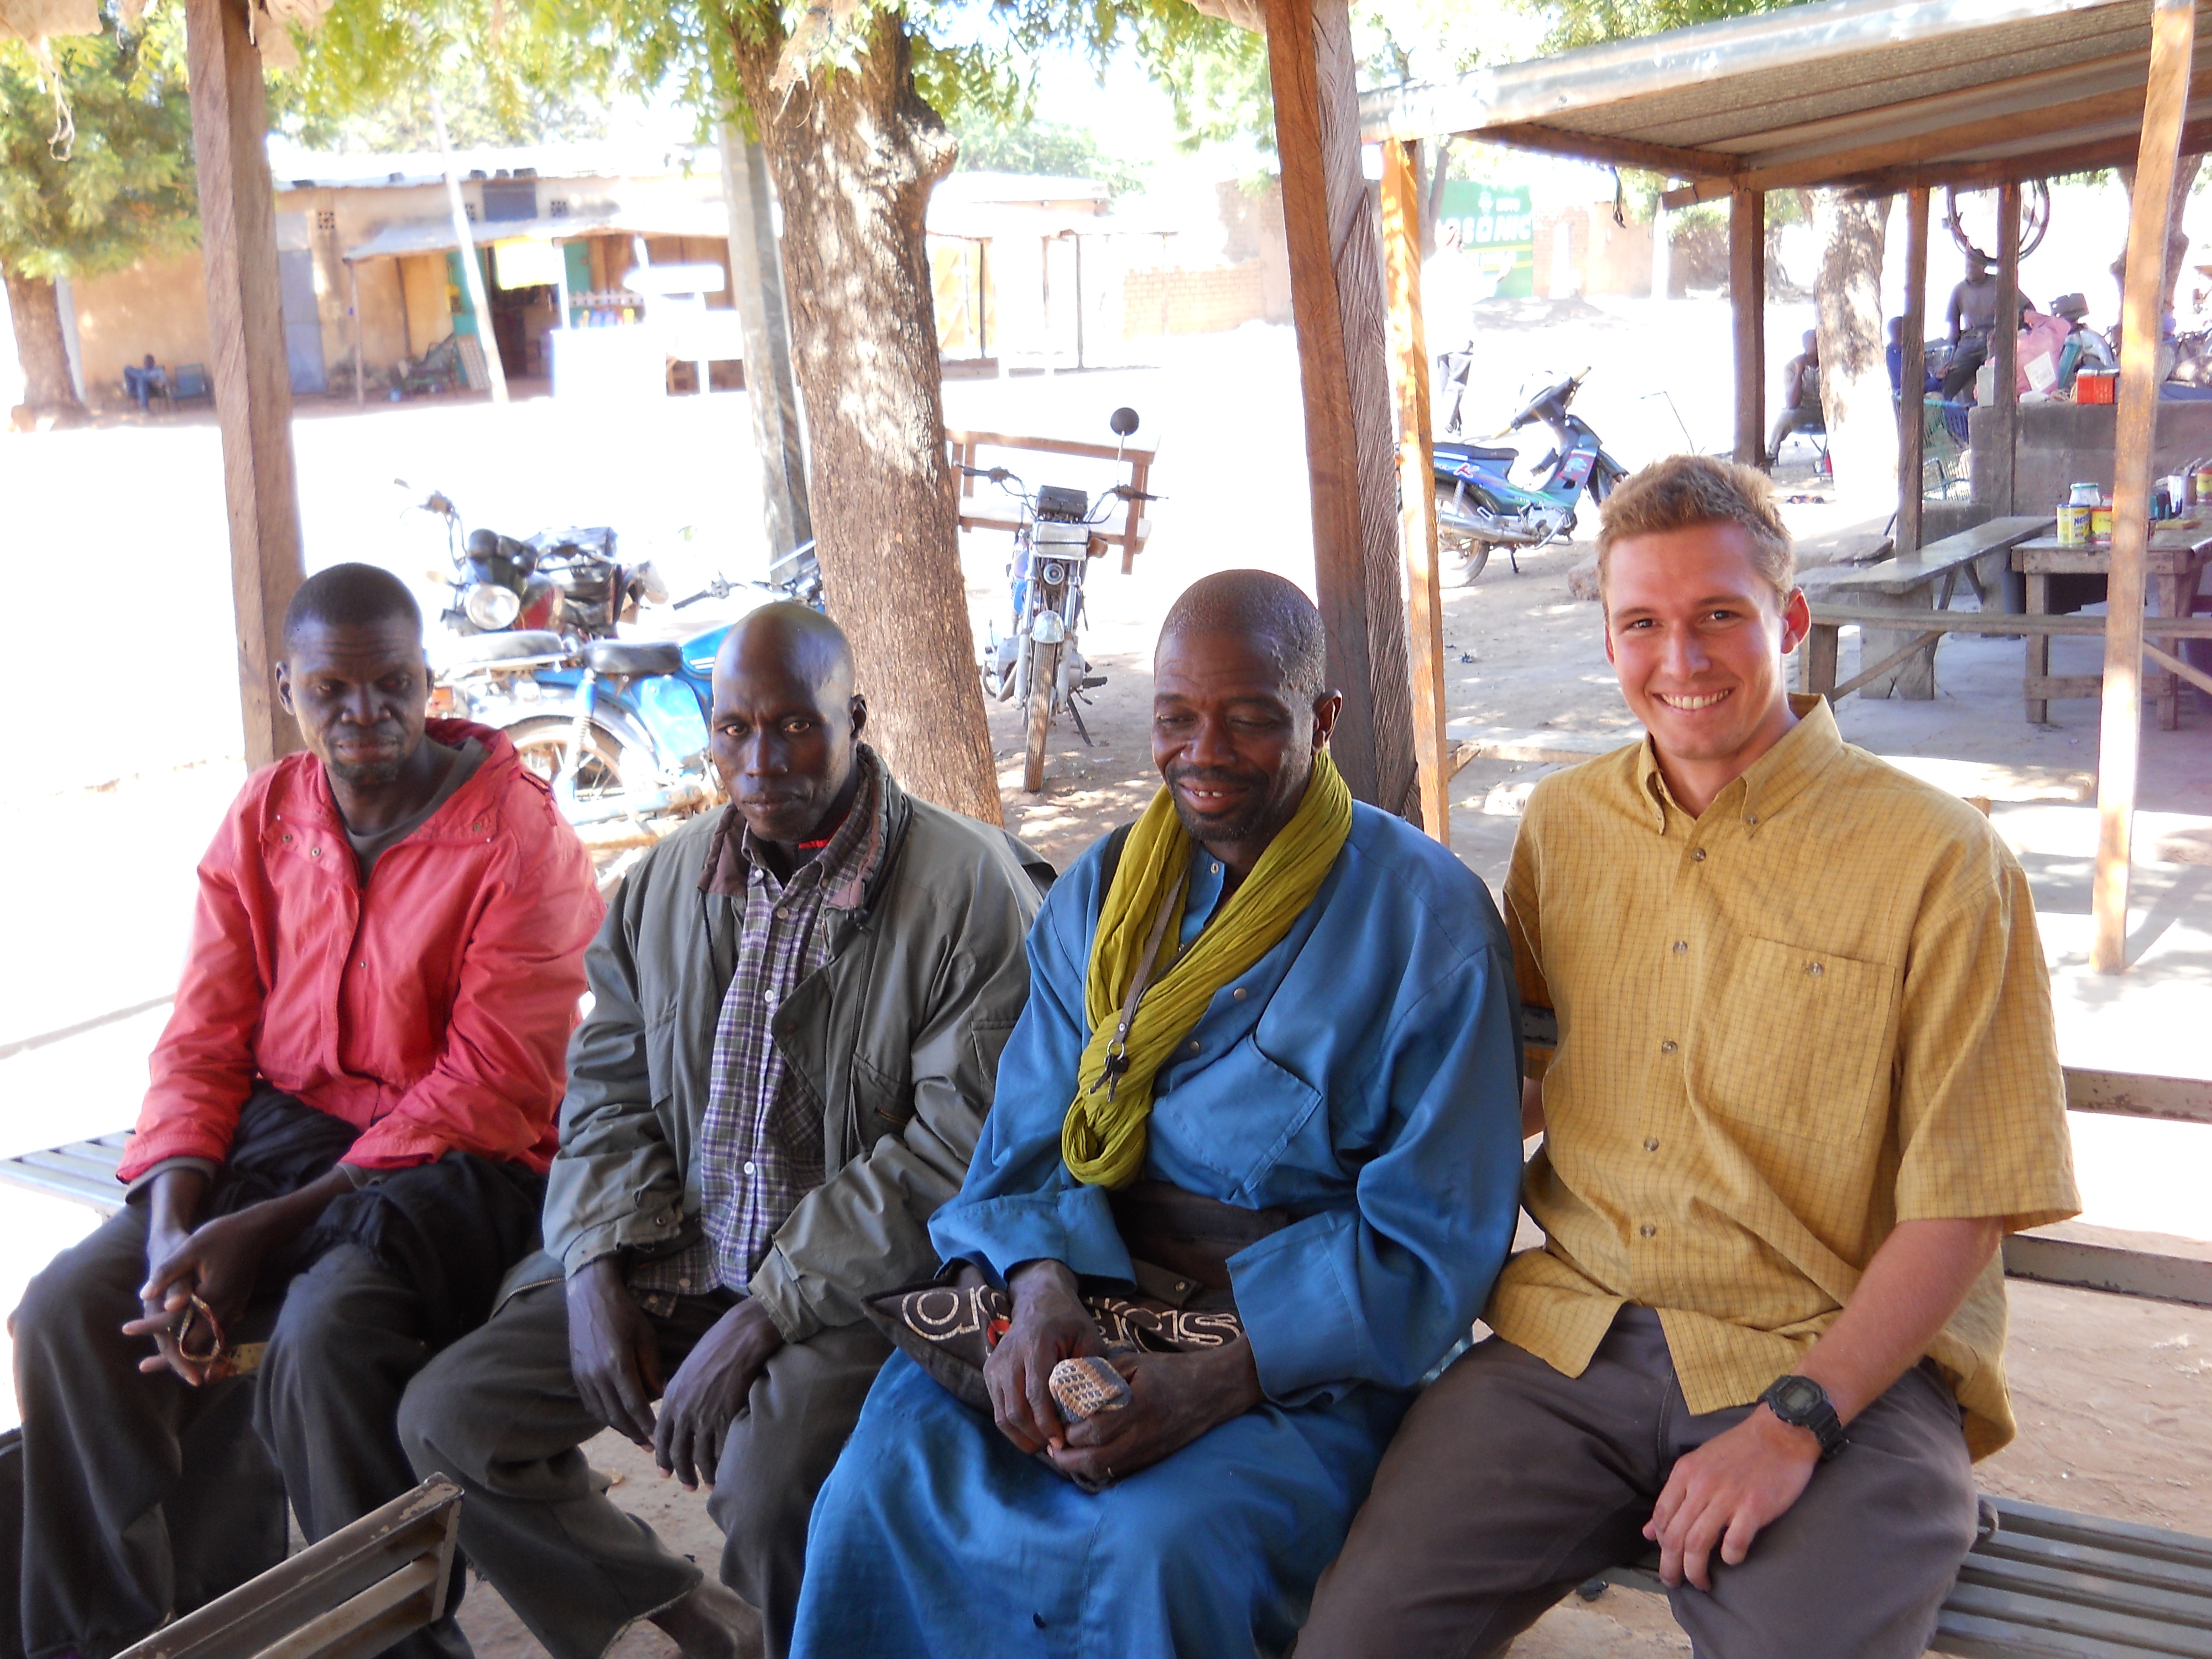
[
  {"left": 1166, "top": 751, "right": 1312, "bottom": 850},
  {"left": 325, "top": 755, "right": 405, "bottom": 789}
]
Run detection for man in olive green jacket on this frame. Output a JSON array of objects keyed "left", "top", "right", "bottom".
[{"left": 401, "top": 606, "right": 1050, "bottom": 1659}]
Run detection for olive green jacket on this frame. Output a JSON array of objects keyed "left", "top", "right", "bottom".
[{"left": 528, "top": 770, "right": 1052, "bottom": 1343}]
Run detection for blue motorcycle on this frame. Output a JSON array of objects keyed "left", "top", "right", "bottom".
[
  {"left": 436, "top": 548, "right": 822, "bottom": 830},
  {"left": 1428, "top": 365, "right": 1631, "bottom": 580}
]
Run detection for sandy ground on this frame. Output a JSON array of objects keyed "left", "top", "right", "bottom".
[{"left": 4, "top": 309, "right": 2211, "bottom": 1656}]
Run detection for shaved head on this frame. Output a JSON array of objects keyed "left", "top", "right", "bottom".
[
  {"left": 1157, "top": 570, "right": 1328, "bottom": 706},
  {"left": 717, "top": 601, "right": 855, "bottom": 695},
  {"left": 710, "top": 603, "right": 865, "bottom": 851},
  {"left": 284, "top": 563, "right": 421, "bottom": 650}
]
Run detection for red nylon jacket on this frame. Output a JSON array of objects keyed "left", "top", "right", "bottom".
[{"left": 118, "top": 720, "right": 604, "bottom": 1183}]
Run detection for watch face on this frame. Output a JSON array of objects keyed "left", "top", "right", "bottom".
[{"left": 1772, "top": 1376, "right": 1823, "bottom": 1418}]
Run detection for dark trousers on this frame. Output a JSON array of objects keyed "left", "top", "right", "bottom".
[
  {"left": 399, "top": 1279, "right": 890, "bottom": 1659},
  {"left": 1297, "top": 1307, "right": 1978, "bottom": 1659},
  {"left": 12, "top": 1205, "right": 468, "bottom": 1659}
]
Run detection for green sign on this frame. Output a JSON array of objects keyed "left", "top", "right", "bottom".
[{"left": 1436, "top": 182, "right": 1535, "bottom": 299}]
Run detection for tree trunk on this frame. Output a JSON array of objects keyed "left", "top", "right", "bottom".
[
  {"left": 2116, "top": 154, "right": 2204, "bottom": 320},
  {"left": 1811, "top": 190, "right": 1896, "bottom": 519},
  {"left": 3, "top": 265, "right": 85, "bottom": 416},
  {"left": 726, "top": 15, "right": 1003, "bottom": 826}
]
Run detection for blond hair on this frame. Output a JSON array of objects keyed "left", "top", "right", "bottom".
[{"left": 1595, "top": 455, "right": 1794, "bottom": 604}]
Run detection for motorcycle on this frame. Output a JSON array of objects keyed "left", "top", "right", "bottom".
[
  {"left": 972, "top": 408, "right": 1155, "bottom": 794},
  {"left": 1427, "top": 366, "right": 1630, "bottom": 581},
  {"left": 436, "top": 554, "right": 826, "bottom": 831},
  {"left": 400, "top": 480, "right": 666, "bottom": 647}
]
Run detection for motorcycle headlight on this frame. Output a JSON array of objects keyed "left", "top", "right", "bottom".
[
  {"left": 463, "top": 582, "right": 522, "bottom": 630},
  {"left": 1030, "top": 611, "right": 1067, "bottom": 644},
  {"left": 1041, "top": 561, "right": 1067, "bottom": 586}
]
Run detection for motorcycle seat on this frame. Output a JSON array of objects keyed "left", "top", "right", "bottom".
[
  {"left": 585, "top": 639, "right": 686, "bottom": 677},
  {"left": 1436, "top": 443, "right": 1517, "bottom": 465},
  {"left": 447, "top": 629, "right": 568, "bottom": 663}
]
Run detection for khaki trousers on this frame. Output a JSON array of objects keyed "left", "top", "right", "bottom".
[
  {"left": 1297, "top": 1307, "right": 1976, "bottom": 1659},
  {"left": 398, "top": 1278, "right": 889, "bottom": 1659}
]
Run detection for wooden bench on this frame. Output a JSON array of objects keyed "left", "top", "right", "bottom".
[
  {"left": 1801, "top": 606, "right": 2212, "bottom": 709},
  {"left": 1802, "top": 515, "right": 2052, "bottom": 700},
  {"left": 115, "top": 1476, "right": 461, "bottom": 1659}
]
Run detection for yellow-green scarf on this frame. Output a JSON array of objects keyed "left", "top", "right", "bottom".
[{"left": 1061, "top": 751, "right": 1353, "bottom": 1188}]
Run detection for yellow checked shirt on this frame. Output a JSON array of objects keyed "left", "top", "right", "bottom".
[{"left": 1495, "top": 696, "right": 2078, "bottom": 1458}]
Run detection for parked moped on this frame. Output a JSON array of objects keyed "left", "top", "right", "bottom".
[{"left": 1426, "top": 366, "right": 1631, "bottom": 580}]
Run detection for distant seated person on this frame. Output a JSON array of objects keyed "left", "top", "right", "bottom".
[
  {"left": 2050, "top": 294, "right": 2115, "bottom": 392},
  {"left": 1765, "top": 330, "right": 1822, "bottom": 466},
  {"left": 790, "top": 572, "right": 1528, "bottom": 1656},
  {"left": 11, "top": 564, "right": 603, "bottom": 1659},
  {"left": 1884, "top": 317, "right": 1941, "bottom": 399},
  {"left": 123, "top": 352, "right": 169, "bottom": 411}
]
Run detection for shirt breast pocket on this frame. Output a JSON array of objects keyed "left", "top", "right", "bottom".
[{"left": 1694, "top": 935, "right": 1896, "bottom": 1149}]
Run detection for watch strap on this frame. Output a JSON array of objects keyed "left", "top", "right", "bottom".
[{"left": 1761, "top": 1374, "right": 1849, "bottom": 1460}]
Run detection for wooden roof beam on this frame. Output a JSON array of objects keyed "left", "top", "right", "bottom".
[
  {"left": 1661, "top": 84, "right": 2152, "bottom": 206},
  {"left": 1840, "top": 114, "right": 2212, "bottom": 197},
  {"left": 1477, "top": 121, "right": 1739, "bottom": 179}
]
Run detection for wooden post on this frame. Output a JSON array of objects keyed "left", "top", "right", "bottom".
[
  {"left": 1897, "top": 187, "right": 1930, "bottom": 554},
  {"left": 1988, "top": 182, "right": 2023, "bottom": 514},
  {"left": 1381, "top": 138, "right": 1450, "bottom": 844},
  {"left": 349, "top": 261, "right": 364, "bottom": 410},
  {"left": 1731, "top": 187, "right": 1766, "bottom": 466},
  {"left": 430, "top": 91, "right": 506, "bottom": 404},
  {"left": 716, "top": 123, "right": 812, "bottom": 552},
  {"left": 184, "top": 0, "right": 304, "bottom": 768},
  {"left": 1264, "top": 0, "right": 1420, "bottom": 815},
  {"left": 2093, "top": 0, "right": 2198, "bottom": 974}
]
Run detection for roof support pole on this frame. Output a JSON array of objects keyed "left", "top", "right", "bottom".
[
  {"left": 1897, "top": 187, "right": 1929, "bottom": 555},
  {"left": 1380, "top": 137, "right": 1450, "bottom": 844},
  {"left": 1265, "top": 0, "right": 1420, "bottom": 815},
  {"left": 1989, "top": 182, "right": 2022, "bottom": 514},
  {"left": 1731, "top": 187, "right": 1766, "bottom": 466},
  {"left": 2094, "top": 0, "right": 2198, "bottom": 974},
  {"left": 717, "top": 123, "right": 813, "bottom": 556},
  {"left": 184, "top": 0, "right": 304, "bottom": 768}
]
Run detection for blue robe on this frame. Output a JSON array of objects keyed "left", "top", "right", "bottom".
[{"left": 792, "top": 802, "right": 1526, "bottom": 1658}]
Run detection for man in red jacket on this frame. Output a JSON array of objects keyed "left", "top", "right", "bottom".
[{"left": 11, "top": 564, "right": 602, "bottom": 1659}]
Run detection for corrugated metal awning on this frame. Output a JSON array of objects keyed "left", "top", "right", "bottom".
[
  {"left": 1359, "top": 0, "right": 2212, "bottom": 206},
  {"left": 342, "top": 200, "right": 732, "bottom": 263}
]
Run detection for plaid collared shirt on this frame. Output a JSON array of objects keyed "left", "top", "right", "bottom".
[{"left": 629, "top": 749, "right": 886, "bottom": 1307}]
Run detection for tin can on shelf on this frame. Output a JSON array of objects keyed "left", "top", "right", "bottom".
[
  {"left": 2057, "top": 503, "right": 2091, "bottom": 545},
  {"left": 2091, "top": 503, "right": 2115, "bottom": 543}
]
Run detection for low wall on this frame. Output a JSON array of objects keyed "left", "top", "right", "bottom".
[
  {"left": 1122, "top": 263, "right": 1268, "bottom": 336},
  {"left": 1973, "top": 400, "right": 2212, "bottom": 514}
]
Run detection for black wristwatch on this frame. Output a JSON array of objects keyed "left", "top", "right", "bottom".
[{"left": 1759, "top": 1374, "right": 1849, "bottom": 1461}]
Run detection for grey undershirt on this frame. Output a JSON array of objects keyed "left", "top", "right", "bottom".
[{"left": 345, "top": 739, "right": 487, "bottom": 882}]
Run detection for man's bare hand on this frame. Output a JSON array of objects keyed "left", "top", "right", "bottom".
[
  {"left": 1644, "top": 1406, "right": 1820, "bottom": 1590},
  {"left": 127, "top": 1206, "right": 281, "bottom": 1384},
  {"left": 567, "top": 1258, "right": 664, "bottom": 1447},
  {"left": 655, "top": 1298, "right": 784, "bottom": 1490},
  {"left": 984, "top": 1259, "right": 1105, "bottom": 1455},
  {"left": 1050, "top": 1340, "right": 1263, "bottom": 1487}
]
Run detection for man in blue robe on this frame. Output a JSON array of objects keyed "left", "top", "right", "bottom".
[{"left": 792, "top": 571, "right": 1526, "bottom": 1657}]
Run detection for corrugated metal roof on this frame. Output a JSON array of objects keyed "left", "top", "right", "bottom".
[
  {"left": 1358, "top": 0, "right": 2210, "bottom": 204},
  {"left": 342, "top": 200, "right": 732, "bottom": 263}
]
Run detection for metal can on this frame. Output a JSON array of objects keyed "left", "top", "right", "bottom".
[
  {"left": 2091, "top": 504, "right": 2115, "bottom": 543},
  {"left": 2057, "top": 504, "right": 2091, "bottom": 546}
]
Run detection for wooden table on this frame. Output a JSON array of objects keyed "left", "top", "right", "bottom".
[{"left": 2013, "top": 526, "right": 2212, "bottom": 726}]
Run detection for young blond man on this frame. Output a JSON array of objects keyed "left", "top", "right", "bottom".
[{"left": 1298, "top": 455, "right": 2080, "bottom": 1659}]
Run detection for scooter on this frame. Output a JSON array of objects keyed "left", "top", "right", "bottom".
[
  {"left": 401, "top": 481, "right": 666, "bottom": 645},
  {"left": 435, "top": 559, "right": 823, "bottom": 830},
  {"left": 1427, "top": 366, "right": 1631, "bottom": 580},
  {"left": 971, "top": 408, "right": 1156, "bottom": 794}
]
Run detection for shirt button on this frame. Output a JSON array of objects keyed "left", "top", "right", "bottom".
[
  {"left": 1232, "top": 987, "right": 1248, "bottom": 1000},
  {"left": 776, "top": 906, "right": 790, "bottom": 919},
  {"left": 743, "top": 1160, "right": 757, "bottom": 1175},
  {"left": 1187, "top": 1040, "right": 1201, "bottom": 1053},
  {"left": 1672, "top": 941, "right": 1687, "bottom": 954},
  {"left": 1807, "top": 962, "right": 1824, "bottom": 977},
  {"left": 310, "top": 846, "right": 322, "bottom": 858},
  {"left": 1644, "top": 1137, "right": 1660, "bottom": 1152},
  {"left": 1211, "top": 862, "right": 1221, "bottom": 874},
  {"left": 1746, "top": 813, "right": 1759, "bottom": 826},
  {"left": 1640, "top": 1223, "right": 1657, "bottom": 1238},
  {"left": 1660, "top": 1040, "right": 1678, "bottom": 1054},
  {"left": 1692, "top": 848, "right": 1707, "bottom": 863}
]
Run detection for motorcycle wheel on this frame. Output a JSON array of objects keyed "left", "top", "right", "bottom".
[
  {"left": 508, "top": 717, "right": 629, "bottom": 815},
  {"left": 1024, "top": 641, "right": 1060, "bottom": 794},
  {"left": 1434, "top": 486, "right": 1493, "bottom": 585}
]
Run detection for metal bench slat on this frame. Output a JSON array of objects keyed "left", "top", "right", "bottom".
[
  {"left": 1934, "top": 1607, "right": 2188, "bottom": 1659},
  {"left": 1974, "top": 1532, "right": 2212, "bottom": 1601},
  {"left": 1959, "top": 1554, "right": 2212, "bottom": 1633},
  {"left": 1939, "top": 1581, "right": 2212, "bottom": 1657},
  {"left": 18, "top": 1147, "right": 128, "bottom": 1182},
  {"left": 1992, "top": 1499, "right": 2212, "bottom": 1574}
]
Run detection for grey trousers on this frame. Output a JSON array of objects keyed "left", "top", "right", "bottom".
[
  {"left": 398, "top": 1278, "right": 891, "bottom": 1659},
  {"left": 12, "top": 1206, "right": 468, "bottom": 1659},
  {"left": 1297, "top": 1307, "right": 1978, "bottom": 1659}
]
